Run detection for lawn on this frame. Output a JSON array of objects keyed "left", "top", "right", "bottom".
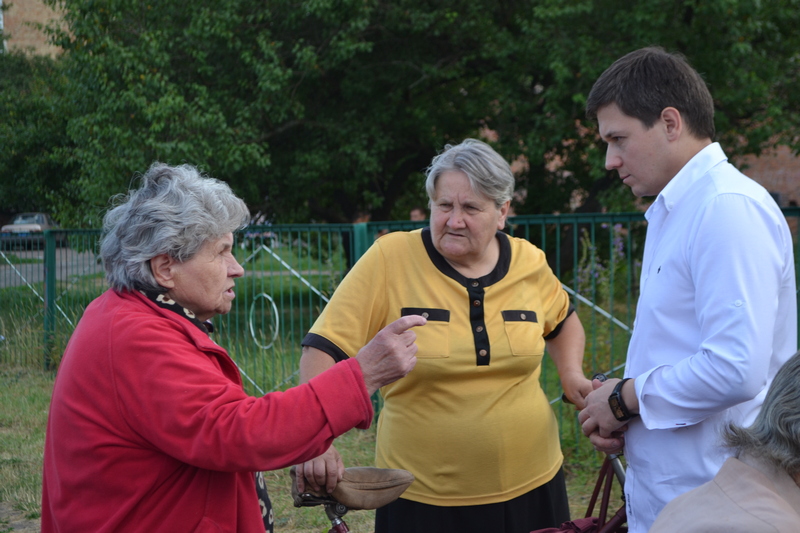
[{"left": 0, "top": 368, "right": 623, "bottom": 532}]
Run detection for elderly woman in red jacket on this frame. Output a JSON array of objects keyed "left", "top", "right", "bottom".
[{"left": 41, "top": 162, "right": 424, "bottom": 533}]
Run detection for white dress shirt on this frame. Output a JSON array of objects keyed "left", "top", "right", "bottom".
[{"left": 622, "top": 142, "right": 797, "bottom": 533}]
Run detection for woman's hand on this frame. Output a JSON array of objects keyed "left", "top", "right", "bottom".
[
  {"left": 546, "top": 312, "right": 590, "bottom": 409},
  {"left": 560, "top": 371, "right": 594, "bottom": 410},
  {"left": 294, "top": 445, "right": 344, "bottom": 494},
  {"left": 356, "top": 315, "right": 427, "bottom": 395}
]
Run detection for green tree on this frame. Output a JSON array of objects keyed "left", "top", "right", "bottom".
[
  {"left": 0, "top": 52, "right": 76, "bottom": 218},
  {"left": 7, "top": 0, "right": 800, "bottom": 225},
  {"left": 44, "top": 0, "right": 537, "bottom": 224},
  {"left": 500, "top": 0, "right": 800, "bottom": 214}
]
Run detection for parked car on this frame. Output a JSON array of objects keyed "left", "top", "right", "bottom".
[{"left": 0, "top": 212, "right": 68, "bottom": 250}]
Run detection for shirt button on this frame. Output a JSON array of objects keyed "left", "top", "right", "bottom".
[
  {"left": 479, "top": 349, "right": 488, "bottom": 356},
  {"left": 422, "top": 312, "right": 429, "bottom": 318},
  {"left": 471, "top": 281, "right": 479, "bottom": 287},
  {"left": 473, "top": 300, "right": 481, "bottom": 307},
  {"left": 520, "top": 313, "right": 526, "bottom": 320},
  {"left": 476, "top": 326, "right": 484, "bottom": 333},
  {"left": 734, "top": 300, "right": 743, "bottom": 307}
]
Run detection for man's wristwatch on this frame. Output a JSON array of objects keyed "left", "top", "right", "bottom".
[{"left": 608, "top": 378, "right": 637, "bottom": 422}]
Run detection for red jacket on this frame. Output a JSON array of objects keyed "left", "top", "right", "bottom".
[{"left": 42, "top": 290, "right": 373, "bottom": 532}]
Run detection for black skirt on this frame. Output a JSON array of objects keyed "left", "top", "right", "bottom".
[{"left": 375, "top": 468, "right": 570, "bottom": 533}]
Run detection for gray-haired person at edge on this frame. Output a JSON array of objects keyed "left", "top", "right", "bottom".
[
  {"left": 578, "top": 46, "right": 797, "bottom": 533},
  {"left": 40, "top": 162, "right": 425, "bottom": 533},
  {"left": 296, "top": 138, "right": 593, "bottom": 533},
  {"left": 650, "top": 348, "right": 800, "bottom": 532}
]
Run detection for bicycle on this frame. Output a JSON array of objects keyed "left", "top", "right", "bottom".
[{"left": 547, "top": 373, "right": 627, "bottom": 533}]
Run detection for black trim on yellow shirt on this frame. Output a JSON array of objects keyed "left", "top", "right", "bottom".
[
  {"left": 501, "top": 310, "right": 538, "bottom": 323},
  {"left": 301, "top": 332, "right": 350, "bottom": 363},
  {"left": 421, "top": 228, "right": 512, "bottom": 366},
  {"left": 302, "top": 230, "right": 570, "bottom": 366},
  {"left": 544, "top": 305, "right": 575, "bottom": 340},
  {"left": 401, "top": 307, "right": 450, "bottom": 322},
  {"left": 420, "top": 227, "right": 511, "bottom": 286}
]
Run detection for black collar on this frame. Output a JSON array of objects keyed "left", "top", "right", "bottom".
[
  {"left": 139, "top": 289, "right": 214, "bottom": 335},
  {"left": 421, "top": 227, "right": 511, "bottom": 288}
]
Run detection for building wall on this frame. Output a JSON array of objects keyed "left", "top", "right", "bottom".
[
  {"left": 2, "top": 0, "right": 62, "bottom": 56},
  {"left": 736, "top": 145, "right": 800, "bottom": 207}
]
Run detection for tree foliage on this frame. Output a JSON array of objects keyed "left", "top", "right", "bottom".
[
  {"left": 2, "top": 0, "right": 799, "bottom": 226},
  {"left": 493, "top": 0, "right": 800, "bottom": 214},
  {"left": 0, "top": 52, "right": 76, "bottom": 216}
]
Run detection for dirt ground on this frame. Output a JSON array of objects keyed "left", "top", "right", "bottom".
[{"left": 0, "top": 502, "right": 40, "bottom": 533}]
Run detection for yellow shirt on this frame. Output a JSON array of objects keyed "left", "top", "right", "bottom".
[{"left": 303, "top": 228, "right": 571, "bottom": 506}]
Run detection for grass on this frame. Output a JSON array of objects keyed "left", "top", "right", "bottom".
[
  {"left": 0, "top": 368, "right": 381, "bottom": 531},
  {"left": 0, "top": 368, "right": 624, "bottom": 532},
  {"left": 0, "top": 254, "right": 42, "bottom": 265},
  {"left": 0, "top": 369, "right": 52, "bottom": 520}
]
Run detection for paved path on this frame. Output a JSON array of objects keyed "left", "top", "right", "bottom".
[{"left": 0, "top": 248, "right": 103, "bottom": 289}]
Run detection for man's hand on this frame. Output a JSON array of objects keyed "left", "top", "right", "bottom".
[
  {"left": 356, "top": 315, "right": 427, "bottom": 396},
  {"left": 294, "top": 446, "right": 343, "bottom": 494},
  {"left": 578, "top": 378, "right": 630, "bottom": 452}
]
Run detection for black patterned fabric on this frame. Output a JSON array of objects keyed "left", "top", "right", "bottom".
[
  {"left": 255, "top": 471, "right": 275, "bottom": 533},
  {"left": 140, "top": 289, "right": 274, "bottom": 532},
  {"left": 140, "top": 289, "right": 215, "bottom": 334}
]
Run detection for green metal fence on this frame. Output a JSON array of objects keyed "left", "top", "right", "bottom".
[{"left": 1, "top": 210, "right": 798, "bottom": 449}]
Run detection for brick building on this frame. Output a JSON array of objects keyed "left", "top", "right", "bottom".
[
  {"left": 736, "top": 146, "right": 799, "bottom": 207},
  {"left": 1, "top": 0, "right": 61, "bottom": 56}
]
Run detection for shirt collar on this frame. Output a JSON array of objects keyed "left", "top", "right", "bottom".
[
  {"left": 139, "top": 288, "right": 214, "bottom": 335},
  {"left": 654, "top": 142, "right": 727, "bottom": 214},
  {"left": 421, "top": 227, "right": 511, "bottom": 287}
]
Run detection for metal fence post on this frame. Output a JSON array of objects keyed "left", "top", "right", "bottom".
[
  {"left": 44, "top": 230, "right": 57, "bottom": 370},
  {"left": 352, "top": 222, "right": 371, "bottom": 262}
]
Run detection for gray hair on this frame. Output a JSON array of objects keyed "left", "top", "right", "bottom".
[
  {"left": 100, "top": 162, "right": 250, "bottom": 292},
  {"left": 425, "top": 139, "right": 514, "bottom": 208},
  {"left": 723, "top": 349, "right": 800, "bottom": 478}
]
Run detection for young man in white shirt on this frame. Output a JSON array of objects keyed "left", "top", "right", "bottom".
[{"left": 578, "top": 46, "right": 797, "bottom": 533}]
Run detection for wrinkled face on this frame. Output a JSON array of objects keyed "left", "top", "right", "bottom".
[
  {"left": 430, "top": 170, "right": 509, "bottom": 268},
  {"left": 167, "top": 233, "right": 244, "bottom": 322},
  {"left": 597, "top": 103, "right": 673, "bottom": 198}
]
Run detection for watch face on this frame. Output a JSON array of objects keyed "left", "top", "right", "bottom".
[{"left": 609, "top": 395, "right": 625, "bottom": 420}]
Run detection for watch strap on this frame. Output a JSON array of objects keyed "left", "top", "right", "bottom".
[{"left": 609, "top": 377, "right": 637, "bottom": 422}]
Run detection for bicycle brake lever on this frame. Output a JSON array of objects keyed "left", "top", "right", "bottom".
[{"left": 293, "top": 491, "right": 339, "bottom": 508}]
